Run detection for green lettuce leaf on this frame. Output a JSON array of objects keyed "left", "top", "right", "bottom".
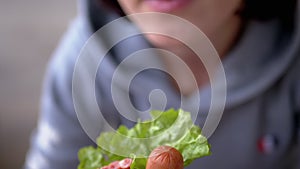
[
  {"left": 78, "top": 146, "right": 104, "bottom": 169},
  {"left": 78, "top": 109, "right": 211, "bottom": 169}
]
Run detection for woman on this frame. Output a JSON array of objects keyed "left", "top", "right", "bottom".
[{"left": 24, "top": 0, "right": 300, "bottom": 168}]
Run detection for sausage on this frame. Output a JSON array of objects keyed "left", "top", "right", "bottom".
[
  {"left": 100, "top": 145, "right": 183, "bottom": 169},
  {"left": 146, "top": 145, "right": 184, "bottom": 169},
  {"left": 100, "top": 158, "right": 132, "bottom": 169}
]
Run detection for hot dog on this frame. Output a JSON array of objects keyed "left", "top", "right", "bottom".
[
  {"left": 100, "top": 145, "right": 183, "bottom": 169},
  {"left": 100, "top": 158, "right": 132, "bottom": 169}
]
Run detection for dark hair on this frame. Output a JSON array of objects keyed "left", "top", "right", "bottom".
[
  {"left": 99, "top": 0, "right": 297, "bottom": 22},
  {"left": 99, "top": 0, "right": 125, "bottom": 16},
  {"left": 243, "top": 0, "right": 296, "bottom": 20},
  {"left": 241, "top": 0, "right": 297, "bottom": 30}
]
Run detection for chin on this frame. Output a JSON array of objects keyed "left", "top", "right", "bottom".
[{"left": 145, "top": 34, "right": 183, "bottom": 49}]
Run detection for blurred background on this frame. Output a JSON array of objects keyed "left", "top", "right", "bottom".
[{"left": 0, "top": 0, "right": 76, "bottom": 168}]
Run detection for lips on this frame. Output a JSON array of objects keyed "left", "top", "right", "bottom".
[{"left": 144, "top": 0, "right": 193, "bottom": 12}]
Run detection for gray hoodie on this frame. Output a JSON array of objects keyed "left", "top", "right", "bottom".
[{"left": 24, "top": 0, "right": 300, "bottom": 169}]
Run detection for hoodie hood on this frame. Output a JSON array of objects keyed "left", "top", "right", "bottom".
[
  {"left": 223, "top": 2, "right": 300, "bottom": 108},
  {"left": 76, "top": 0, "right": 300, "bottom": 114}
]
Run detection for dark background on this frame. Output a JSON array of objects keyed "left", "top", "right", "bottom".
[{"left": 0, "top": 0, "right": 76, "bottom": 168}]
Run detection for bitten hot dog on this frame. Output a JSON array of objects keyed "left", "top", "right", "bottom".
[{"left": 100, "top": 146, "right": 183, "bottom": 169}]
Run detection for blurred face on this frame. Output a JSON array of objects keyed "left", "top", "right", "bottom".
[{"left": 117, "top": 0, "right": 243, "bottom": 54}]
